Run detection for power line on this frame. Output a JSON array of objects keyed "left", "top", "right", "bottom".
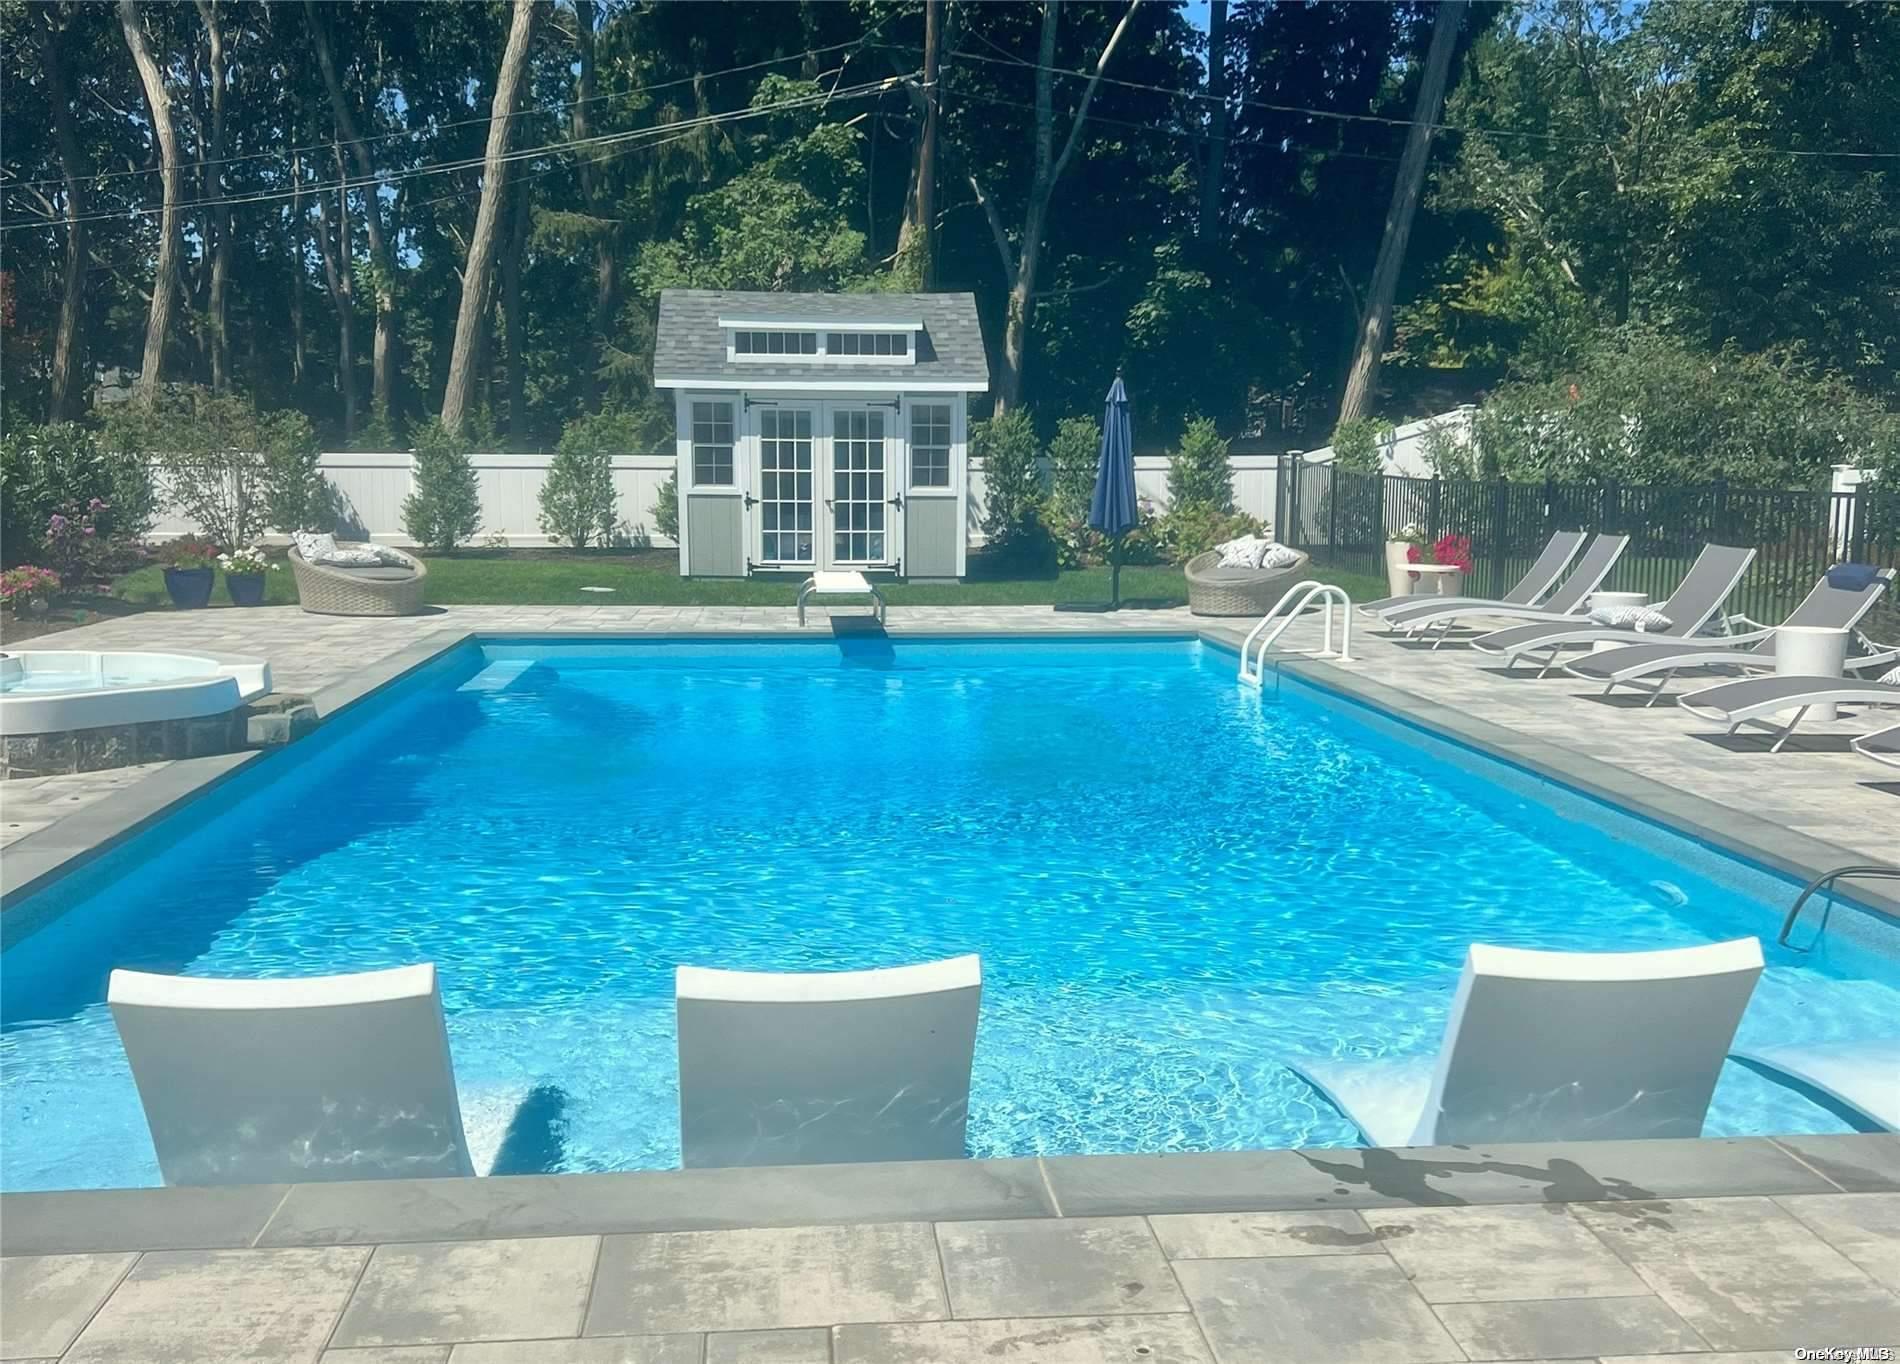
[
  {"left": 933, "top": 40, "right": 1900, "bottom": 161},
  {"left": 0, "top": 75, "right": 910, "bottom": 235}
]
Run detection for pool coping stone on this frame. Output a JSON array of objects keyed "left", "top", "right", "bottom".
[{"left": 2, "top": 1135, "right": 1891, "bottom": 1258}]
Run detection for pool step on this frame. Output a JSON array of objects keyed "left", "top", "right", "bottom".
[{"left": 459, "top": 660, "right": 536, "bottom": 693}]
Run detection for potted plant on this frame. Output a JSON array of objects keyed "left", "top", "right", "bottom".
[
  {"left": 1407, "top": 531, "right": 1475, "bottom": 596},
  {"left": 217, "top": 544, "right": 277, "bottom": 607},
  {"left": 1386, "top": 522, "right": 1427, "bottom": 597},
  {"left": 158, "top": 537, "right": 221, "bottom": 609},
  {"left": 0, "top": 566, "right": 61, "bottom": 619}
]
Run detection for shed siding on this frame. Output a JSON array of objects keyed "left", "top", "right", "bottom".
[
  {"left": 686, "top": 495, "right": 745, "bottom": 576},
  {"left": 905, "top": 497, "right": 960, "bottom": 579}
]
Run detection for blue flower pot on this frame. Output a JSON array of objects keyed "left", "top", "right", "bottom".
[
  {"left": 225, "top": 572, "right": 267, "bottom": 607},
  {"left": 162, "top": 567, "right": 215, "bottom": 610}
]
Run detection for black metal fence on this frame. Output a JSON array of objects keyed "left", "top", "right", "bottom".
[{"left": 1277, "top": 463, "right": 1900, "bottom": 627}]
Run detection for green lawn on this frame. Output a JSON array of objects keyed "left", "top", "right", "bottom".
[{"left": 111, "top": 549, "right": 1385, "bottom": 612}]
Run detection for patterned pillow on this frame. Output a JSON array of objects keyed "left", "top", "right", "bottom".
[
  {"left": 1260, "top": 543, "right": 1302, "bottom": 570},
  {"left": 293, "top": 530, "right": 337, "bottom": 561},
  {"left": 1588, "top": 605, "right": 1674, "bottom": 631},
  {"left": 1879, "top": 665, "right": 1900, "bottom": 686},
  {"left": 1215, "top": 536, "right": 1268, "bottom": 569},
  {"left": 316, "top": 546, "right": 388, "bottom": 568}
]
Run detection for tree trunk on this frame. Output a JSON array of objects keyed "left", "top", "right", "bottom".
[
  {"left": 570, "top": 0, "right": 614, "bottom": 408},
  {"left": 976, "top": 0, "right": 1141, "bottom": 412},
  {"left": 306, "top": 0, "right": 398, "bottom": 415},
  {"left": 503, "top": 176, "right": 529, "bottom": 440},
  {"left": 1335, "top": 0, "right": 1466, "bottom": 428},
  {"left": 441, "top": 0, "right": 536, "bottom": 436},
  {"left": 916, "top": 0, "right": 941, "bottom": 289},
  {"left": 314, "top": 147, "right": 356, "bottom": 439},
  {"left": 41, "top": 4, "right": 88, "bottom": 421},
  {"left": 193, "top": 0, "right": 230, "bottom": 392},
  {"left": 290, "top": 151, "right": 306, "bottom": 388},
  {"left": 119, "top": 0, "right": 184, "bottom": 404},
  {"left": 1198, "top": 0, "right": 1229, "bottom": 241}
]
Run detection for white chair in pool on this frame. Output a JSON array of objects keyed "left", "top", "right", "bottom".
[
  {"left": 1289, "top": 939, "right": 1764, "bottom": 1146},
  {"left": 676, "top": 954, "right": 981, "bottom": 1168},
  {"left": 109, "top": 963, "right": 474, "bottom": 1186}
]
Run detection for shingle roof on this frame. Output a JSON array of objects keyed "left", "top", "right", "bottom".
[{"left": 654, "top": 289, "right": 990, "bottom": 391}]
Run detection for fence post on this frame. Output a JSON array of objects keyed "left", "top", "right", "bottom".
[
  {"left": 1543, "top": 476, "right": 1556, "bottom": 529},
  {"left": 1326, "top": 463, "right": 1339, "bottom": 556},
  {"left": 1489, "top": 478, "right": 1509, "bottom": 598},
  {"left": 1428, "top": 475, "right": 1443, "bottom": 541},
  {"left": 1849, "top": 481, "right": 1870, "bottom": 564},
  {"left": 1712, "top": 474, "right": 1729, "bottom": 541}
]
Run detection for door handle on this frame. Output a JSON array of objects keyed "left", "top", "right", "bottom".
[{"left": 887, "top": 494, "right": 904, "bottom": 509}]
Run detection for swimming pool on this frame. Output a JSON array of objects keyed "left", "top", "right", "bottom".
[{"left": 3, "top": 636, "right": 1895, "bottom": 1191}]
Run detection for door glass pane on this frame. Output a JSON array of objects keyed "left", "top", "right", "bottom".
[
  {"left": 831, "top": 409, "right": 889, "bottom": 563},
  {"left": 758, "top": 407, "right": 814, "bottom": 563}
]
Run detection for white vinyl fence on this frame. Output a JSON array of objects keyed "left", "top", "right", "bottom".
[
  {"left": 967, "top": 452, "right": 1284, "bottom": 544},
  {"left": 150, "top": 451, "right": 680, "bottom": 548}
]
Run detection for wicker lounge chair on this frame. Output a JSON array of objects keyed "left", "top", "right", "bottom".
[
  {"left": 1185, "top": 547, "right": 1311, "bottom": 617},
  {"left": 289, "top": 542, "right": 428, "bottom": 616}
]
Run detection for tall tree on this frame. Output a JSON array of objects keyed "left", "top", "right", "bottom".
[
  {"left": 305, "top": 0, "right": 401, "bottom": 416},
  {"left": 39, "top": 3, "right": 88, "bottom": 420},
  {"left": 192, "top": 0, "right": 231, "bottom": 392},
  {"left": 1198, "top": 0, "right": 1230, "bottom": 241},
  {"left": 312, "top": 146, "right": 357, "bottom": 438},
  {"left": 1336, "top": 0, "right": 1467, "bottom": 426},
  {"left": 969, "top": 0, "right": 1142, "bottom": 411},
  {"left": 118, "top": 0, "right": 184, "bottom": 403},
  {"left": 441, "top": 0, "right": 537, "bottom": 436}
]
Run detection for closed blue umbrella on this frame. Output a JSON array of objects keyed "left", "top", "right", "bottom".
[{"left": 1088, "top": 373, "right": 1137, "bottom": 608}]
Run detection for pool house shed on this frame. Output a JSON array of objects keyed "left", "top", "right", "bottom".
[{"left": 654, "top": 289, "right": 990, "bottom": 579}]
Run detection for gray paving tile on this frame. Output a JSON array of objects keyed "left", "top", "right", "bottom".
[
  {"left": 258, "top": 1158, "right": 1052, "bottom": 1245},
  {"left": 0, "top": 1253, "right": 136, "bottom": 1359},
  {"left": 449, "top": 1339, "right": 703, "bottom": 1363},
  {"left": 61, "top": 1246, "right": 367, "bottom": 1364},
  {"left": 704, "top": 1328, "right": 830, "bottom": 1363},
  {"left": 832, "top": 1315, "right": 1216, "bottom": 1364},
  {"left": 0, "top": 1184, "right": 290, "bottom": 1255},
  {"left": 329, "top": 1236, "right": 599, "bottom": 1348},
  {"left": 1777, "top": 1192, "right": 1900, "bottom": 1291},
  {"left": 1148, "top": 1209, "right": 1382, "bottom": 1259},
  {"left": 321, "top": 1350, "right": 452, "bottom": 1364},
  {"left": 1040, "top": 1149, "right": 1359, "bottom": 1215},
  {"left": 1433, "top": 1295, "right": 1707, "bottom": 1359},
  {"left": 1572, "top": 1196, "right": 1900, "bottom": 1348},
  {"left": 586, "top": 1221, "right": 947, "bottom": 1336},
  {"left": 1365, "top": 1203, "right": 1648, "bottom": 1302},
  {"left": 1600, "top": 1354, "right": 1790, "bottom": 1364},
  {"left": 933, "top": 1216, "right": 1185, "bottom": 1318},
  {"left": 1173, "top": 1254, "right": 1464, "bottom": 1364},
  {"left": 1773, "top": 1133, "right": 1900, "bottom": 1191}
]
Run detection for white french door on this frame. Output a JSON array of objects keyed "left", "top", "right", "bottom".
[
  {"left": 753, "top": 406, "right": 817, "bottom": 566},
  {"left": 828, "top": 408, "right": 891, "bottom": 567}
]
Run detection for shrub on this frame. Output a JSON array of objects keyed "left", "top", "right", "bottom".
[
  {"left": 0, "top": 566, "right": 62, "bottom": 611},
  {"left": 402, "top": 420, "right": 482, "bottom": 552},
  {"left": 1140, "top": 504, "right": 1266, "bottom": 564},
  {"left": 973, "top": 408, "right": 1049, "bottom": 563},
  {"left": 1166, "top": 416, "right": 1234, "bottom": 512},
  {"left": 156, "top": 537, "right": 221, "bottom": 570},
  {"left": 1043, "top": 416, "right": 1103, "bottom": 568},
  {"left": 1328, "top": 417, "right": 1390, "bottom": 474},
  {"left": 651, "top": 470, "right": 679, "bottom": 544},
  {"left": 542, "top": 410, "right": 642, "bottom": 548},
  {"left": 0, "top": 422, "right": 157, "bottom": 566},
  {"left": 104, "top": 389, "right": 319, "bottom": 547},
  {"left": 41, "top": 498, "right": 143, "bottom": 585}
]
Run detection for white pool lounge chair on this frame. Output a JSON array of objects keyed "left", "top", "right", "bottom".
[
  {"left": 676, "top": 954, "right": 980, "bottom": 1168},
  {"left": 797, "top": 570, "right": 886, "bottom": 626},
  {"left": 1731, "top": 1041, "right": 1900, "bottom": 1131},
  {"left": 1854, "top": 722, "right": 1900, "bottom": 768},
  {"left": 1470, "top": 543, "right": 1758, "bottom": 675},
  {"left": 1377, "top": 533, "right": 1631, "bottom": 648},
  {"left": 1359, "top": 529, "right": 1586, "bottom": 617},
  {"left": 1562, "top": 566, "right": 1896, "bottom": 704},
  {"left": 1289, "top": 939, "right": 1763, "bottom": 1147},
  {"left": 1676, "top": 668, "right": 1900, "bottom": 752},
  {"left": 108, "top": 963, "right": 474, "bottom": 1186}
]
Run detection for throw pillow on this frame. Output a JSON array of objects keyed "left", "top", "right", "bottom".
[
  {"left": 1878, "top": 664, "right": 1900, "bottom": 686},
  {"left": 1587, "top": 605, "right": 1674, "bottom": 631},
  {"left": 1260, "top": 543, "right": 1302, "bottom": 570},
  {"left": 1215, "top": 536, "right": 1267, "bottom": 570},
  {"left": 315, "top": 547, "right": 387, "bottom": 567},
  {"left": 293, "top": 530, "right": 337, "bottom": 561}
]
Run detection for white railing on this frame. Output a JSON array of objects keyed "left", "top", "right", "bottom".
[{"left": 1238, "top": 581, "right": 1353, "bottom": 685}]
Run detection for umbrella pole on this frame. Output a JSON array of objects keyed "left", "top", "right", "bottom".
[{"left": 1109, "top": 532, "right": 1123, "bottom": 610}]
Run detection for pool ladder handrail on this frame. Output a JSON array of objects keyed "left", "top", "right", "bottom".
[
  {"left": 1239, "top": 580, "right": 1352, "bottom": 686},
  {"left": 1776, "top": 863, "right": 1900, "bottom": 950}
]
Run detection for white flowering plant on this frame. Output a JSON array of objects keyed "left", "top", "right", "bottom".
[{"left": 216, "top": 544, "right": 277, "bottom": 575}]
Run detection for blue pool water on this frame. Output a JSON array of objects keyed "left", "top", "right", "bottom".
[{"left": 4, "top": 637, "right": 1896, "bottom": 1191}]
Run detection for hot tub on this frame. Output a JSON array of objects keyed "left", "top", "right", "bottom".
[{"left": 0, "top": 651, "right": 271, "bottom": 736}]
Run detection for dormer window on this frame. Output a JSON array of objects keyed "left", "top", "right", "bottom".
[{"left": 721, "top": 316, "right": 920, "bottom": 365}]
